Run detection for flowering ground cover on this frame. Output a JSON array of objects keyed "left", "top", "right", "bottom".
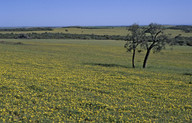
[{"left": 0, "top": 39, "right": 191, "bottom": 122}]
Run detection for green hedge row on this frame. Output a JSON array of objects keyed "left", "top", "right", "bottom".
[{"left": 0, "top": 32, "right": 191, "bottom": 46}]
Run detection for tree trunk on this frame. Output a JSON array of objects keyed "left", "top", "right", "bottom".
[
  {"left": 132, "top": 49, "right": 136, "bottom": 68},
  {"left": 143, "top": 49, "right": 151, "bottom": 68}
]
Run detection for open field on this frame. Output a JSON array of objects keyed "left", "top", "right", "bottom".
[
  {"left": 1, "top": 27, "right": 192, "bottom": 37},
  {"left": 0, "top": 39, "right": 191, "bottom": 122}
]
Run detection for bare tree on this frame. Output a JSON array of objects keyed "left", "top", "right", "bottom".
[
  {"left": 124, "top": 24, "right": 145, "bottom": 68},
  {"left": 141, "top": 23, "right": 170, "bottom": 68}
]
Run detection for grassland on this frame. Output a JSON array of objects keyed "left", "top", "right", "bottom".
[
  {"left": 1, "top": 27, "right": 192, "bottom": 37},
  {"left": 0, "top": 39, "right": 191, "bottom": 122}
]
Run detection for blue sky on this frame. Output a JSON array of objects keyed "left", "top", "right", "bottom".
[{"left": 0, "top": 0, "right": 191, "bottom": 27}]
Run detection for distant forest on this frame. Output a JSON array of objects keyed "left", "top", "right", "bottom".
[
  {"left": 167, "top": 25, "right": 192, "bottom": 33},
  {"left": 0, "top": 32, "right": 125, "bottom": 40},
  {"left": 0, "top": 27, "right": 53, "bottom": 31}
]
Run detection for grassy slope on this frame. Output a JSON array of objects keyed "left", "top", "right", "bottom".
[{"left": 0, "top": 39, "right": 191, "bottom": 122}]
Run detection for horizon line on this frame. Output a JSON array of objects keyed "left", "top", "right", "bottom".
[{"left": 0, "top": 24, "right": 192, "bottom": 28}]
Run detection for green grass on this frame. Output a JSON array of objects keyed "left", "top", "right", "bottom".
[
  {"left": 1, "top": 27, "right": 192, "bottom": 37},
  {"left": 0, "top": 39, "right": 191, "bottom": 122}
]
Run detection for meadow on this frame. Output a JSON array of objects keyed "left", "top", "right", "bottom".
[
  {"left": 0, "top": 39, "right": 191, "bottom": 122},
  {"left": 1, "top": 26, "right": 192, "bottom": 37}
]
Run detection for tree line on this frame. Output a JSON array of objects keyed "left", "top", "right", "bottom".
[
  {"left": 0, "top": 32, "right": 125, "bottom": 40},
  {"left": 0, "top": 27, "right": 53, "bottom": 32},
  {"left": 167, "top": 25, "right": 192, "bottom": 33},
  {"left": 0, "top": 32, "right": 191, "bottom": 46}
]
